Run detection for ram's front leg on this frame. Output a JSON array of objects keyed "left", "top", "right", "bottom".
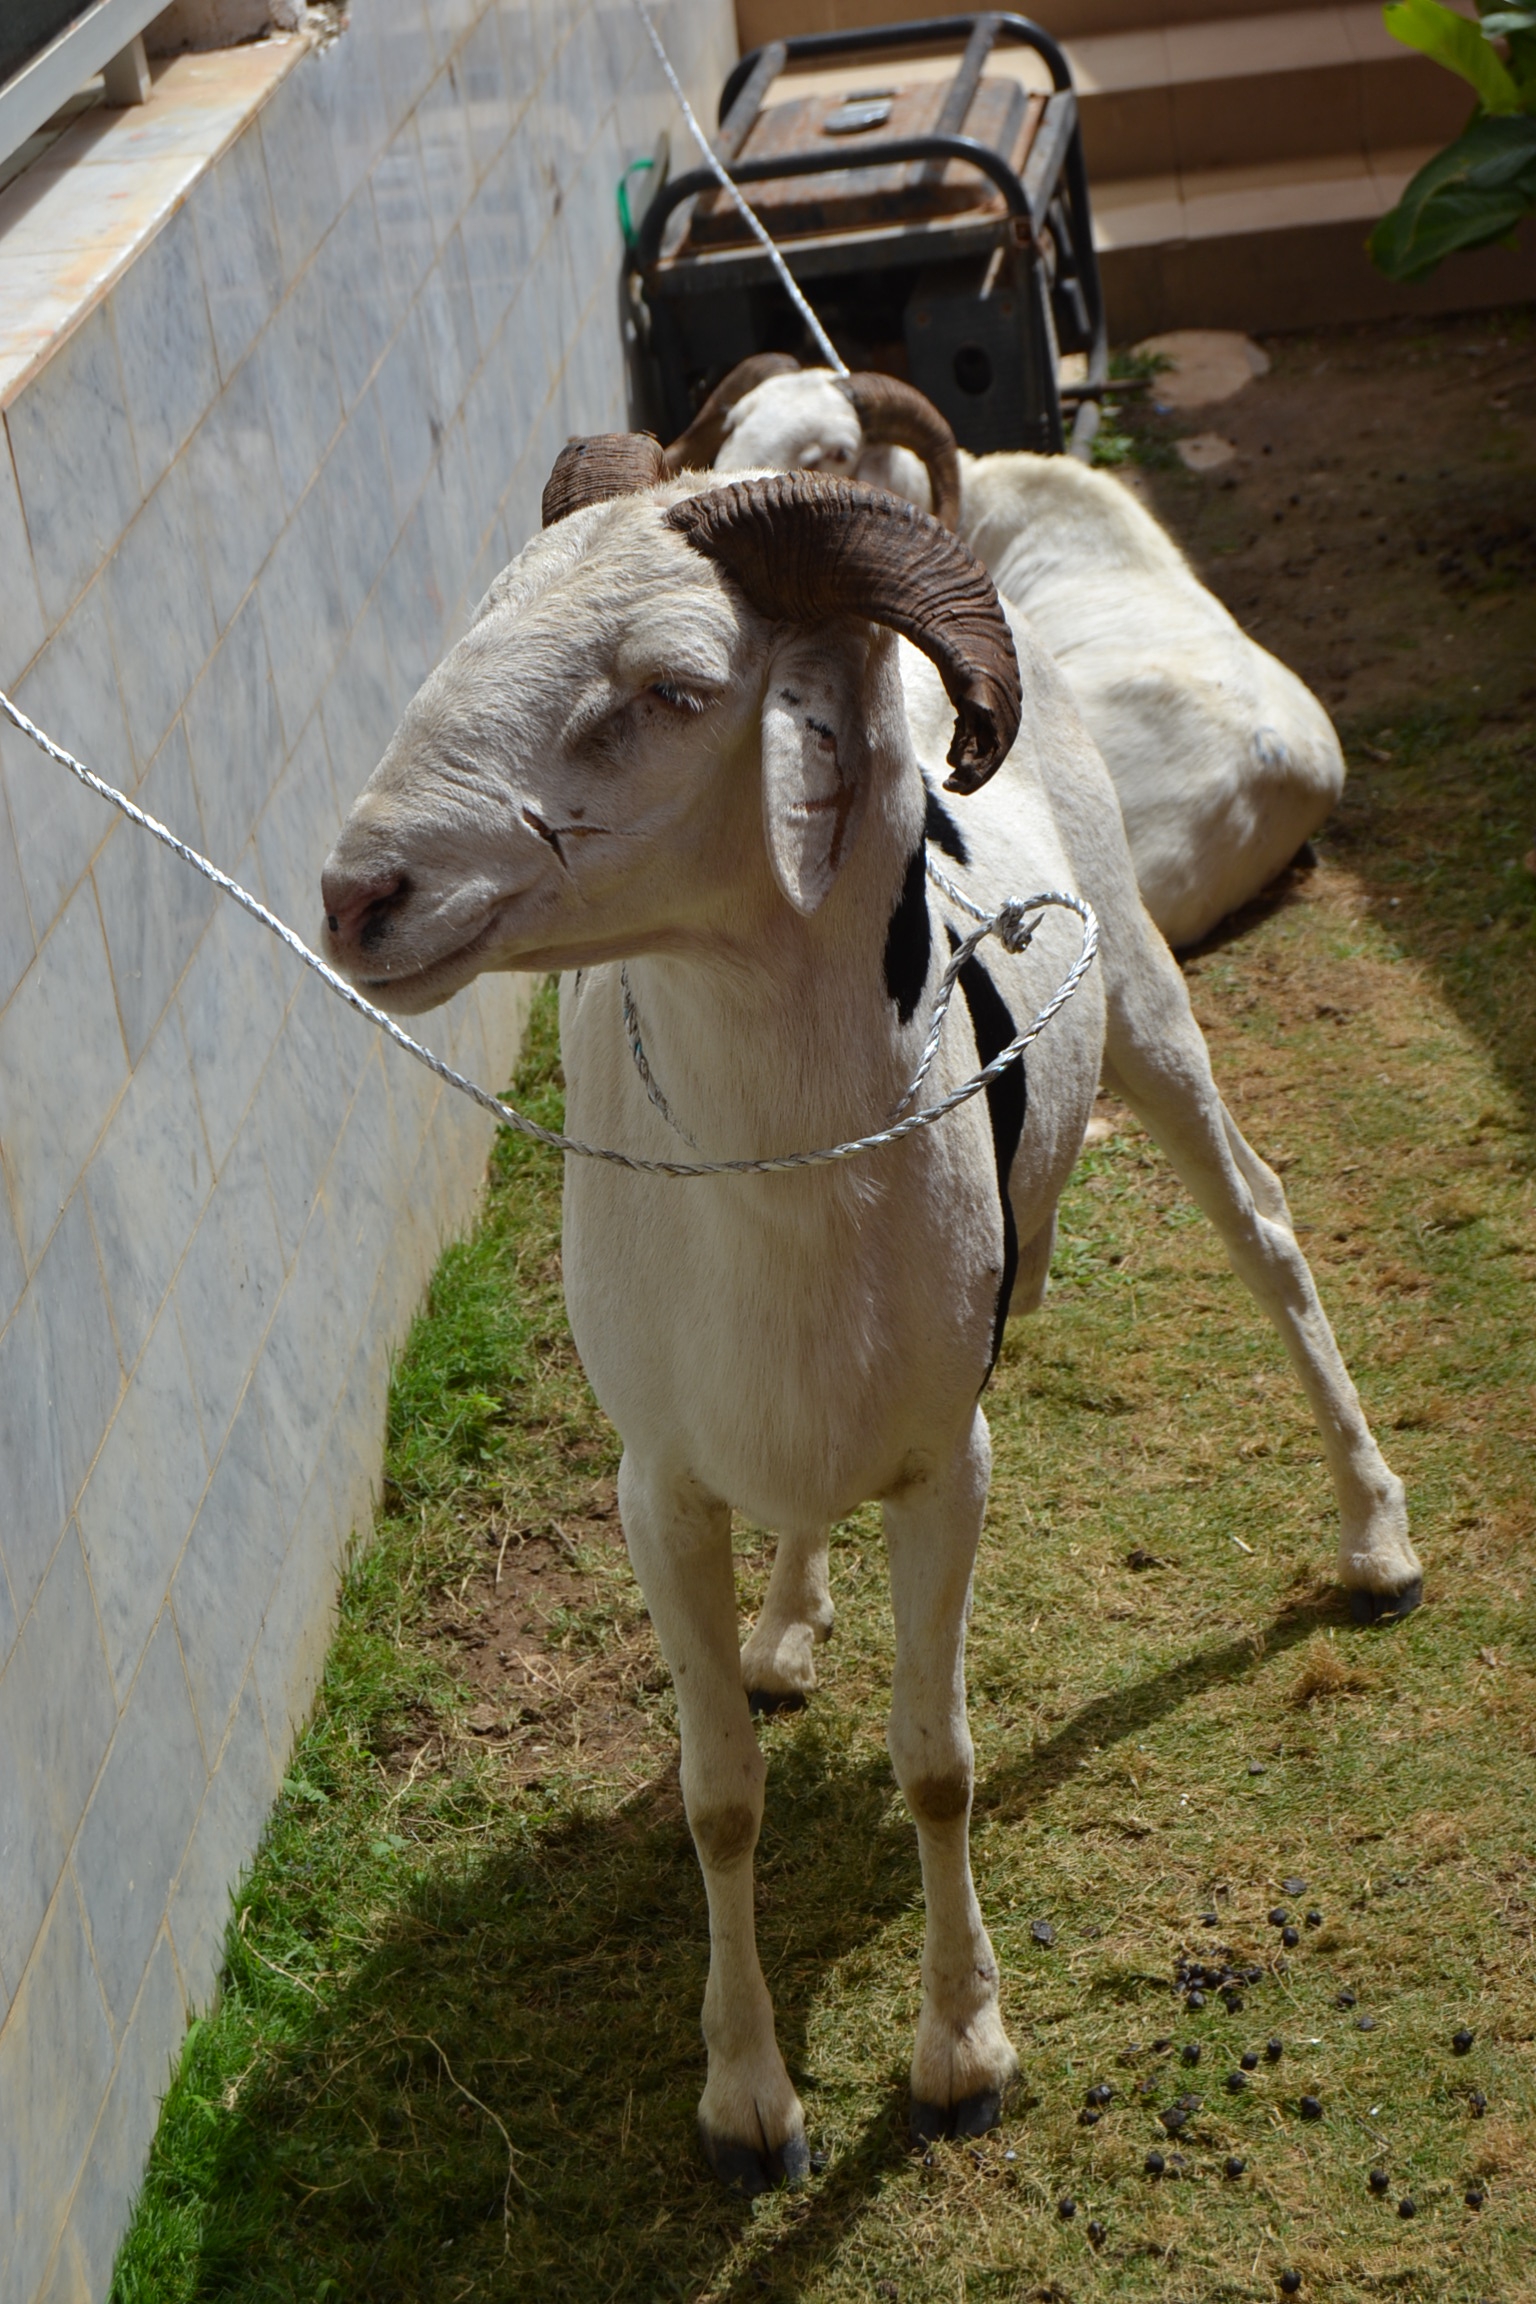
[
  {"left": 883, "top": 1412, "right": 1018, "bottom": 2141},
  {"left": 618, "top": 1452, "right": 807, "bottom": 2193},
  {"left": 741, "top": 1525, "right": 834, "bottom": 1712}
]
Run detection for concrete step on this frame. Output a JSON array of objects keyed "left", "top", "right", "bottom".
[
  {"left": 1064, "top": 4, "right": 1469, "bottom": 181},
  {"left": 1094, "top": 144, "right": 1536, "bottom": 333},
  {"left": 736, "top": 0, "right": 1363, "bottom": 48}
]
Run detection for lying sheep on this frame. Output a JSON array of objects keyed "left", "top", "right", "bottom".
[
  {"left": 320, "top": 445, "right": 1420, "bottom": 2194},
  {"left": 670, "top": 361, "right": 1345, "bottom": 948}
]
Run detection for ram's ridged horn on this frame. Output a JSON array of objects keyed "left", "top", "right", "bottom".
[
  {"left": 542, "top": 433, "right": 666, "bottom": 526},
  {"left": 667, "top": 473, "right": 1020, "bottom": 793},
  {"left": 839, "top": 373, "right": 962, "bottom": 532},
  {"left": 662, "top": 353, "right": 802, "bottom": 474}
]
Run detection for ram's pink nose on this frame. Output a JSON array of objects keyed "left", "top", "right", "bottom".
[{"left": 321, "top": 866, "right": 408, "bottom": 949}]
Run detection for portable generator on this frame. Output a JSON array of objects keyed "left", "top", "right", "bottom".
[{"left": 624, "top": 12, "right": 1109, "bottom": 460}]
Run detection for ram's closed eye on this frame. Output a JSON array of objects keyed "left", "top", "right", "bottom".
[{"left": 648, "top": 679, "right": 709, "bottom": 714}]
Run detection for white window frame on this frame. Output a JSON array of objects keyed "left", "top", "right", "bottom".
[{"left": 0, "top": 0, "right": 169, "bottom": 176}]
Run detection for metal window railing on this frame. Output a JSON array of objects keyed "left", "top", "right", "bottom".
[{"left": 0, "top": 0, "right": 169, "bottom": 180}]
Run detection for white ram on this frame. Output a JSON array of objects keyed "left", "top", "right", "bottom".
[
  {"left": 668, "top": 359, "right": 1344, "bottom": 948},
  {"left": 320, "top": 444, "right": 1419, "bottom": 2194}
]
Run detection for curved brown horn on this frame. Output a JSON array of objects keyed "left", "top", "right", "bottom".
[
  {"left": 666, "top": 474, "right": 1019, "bottom": 793},
  {"left": 661, "top": 353, "right": 802, "bottom": 474},
  {"left": 839, "top": 373, "right": 962, "bottom": 531},
  {"left": 542, "top": 433, "right": 666, "bottom": 526}
]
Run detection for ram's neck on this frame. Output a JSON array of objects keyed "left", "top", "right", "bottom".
[{"left": 621, "top": 755, "right": 933, "bottom": 1165}]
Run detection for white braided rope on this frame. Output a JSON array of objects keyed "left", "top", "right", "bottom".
[
  {"left": 0, "top": 685, "right": 1097, "bottom": 1180},
  {"left": 629, "top": 0, "right": 848, "bottom": 378}
]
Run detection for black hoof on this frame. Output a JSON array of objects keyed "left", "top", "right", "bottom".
[
  {"left": 746, "top": 1688, "right": 808, "bottom": 1716},
  {"left": 701, "top": 2125, "right": 810, "bottom": 2195},
  {"left": 910, "top": 2088, "right": 1003, "bottom": 2145},
  {"left": 1349, "top": 1577, "right": 1423, "bottom": 1626}
]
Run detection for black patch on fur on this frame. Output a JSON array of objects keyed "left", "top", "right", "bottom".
[
  {"left": 883, "top": 846, "right": 931, "bottom": 1025},
  {"left": 947, "top": 927, "right": 1025, "bottom": 1379},
  {"left": 923, "top": 785, "right": 970, "bottom": 866}
]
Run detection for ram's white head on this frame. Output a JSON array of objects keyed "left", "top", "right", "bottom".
[
  {"left": 664, "top": 358, "right": 962, "bottom": 529},
  {"left": 320, "top": 438, "right": 1017, "bottom": 1015}
]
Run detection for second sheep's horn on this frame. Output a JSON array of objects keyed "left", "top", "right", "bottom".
[
  {"left": 662, "top": 354, "right": 803, "bottom": 474},
  {"left": 838, "top": 373, "right": 963, "bottom": 531}
]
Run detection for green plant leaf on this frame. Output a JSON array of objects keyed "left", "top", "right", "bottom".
[
  {"left": 1370, "top": 113, "right": 1536, "bottom": 273},
  {"left": 1384, "top": 0, "right": 1524, "bottom": 110},
  {"left": 1478, "top": 7, "right": 1536, "bottom": 30}
]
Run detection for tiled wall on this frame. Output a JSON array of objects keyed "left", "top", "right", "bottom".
[{"left": 0, "top": 2, "right": 736, "bottom": 2296}]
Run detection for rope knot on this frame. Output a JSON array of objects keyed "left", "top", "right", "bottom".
[{"left": 995, "top": 901, "right": 1041, "bottom": 953}]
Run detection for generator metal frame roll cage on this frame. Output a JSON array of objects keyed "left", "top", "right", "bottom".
[{"left": 629, "top": 12, "right": 1109, "bottom": 457}]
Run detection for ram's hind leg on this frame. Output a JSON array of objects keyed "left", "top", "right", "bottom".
[
  {"left": 884, "top": 1412, "right": 1019, "bottom": 2139},
  {"left": 742, "top": 1526, "right": 834, "bottom": 1712},
  {"left": 618, "top": 1454, "right": 807, "bottom": 2192},
  {"left": 1101, "top": 932, "right": 1421, "bottom": 1619}
]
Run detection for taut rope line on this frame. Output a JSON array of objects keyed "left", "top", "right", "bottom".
[
  {"left": 628, "top": 0, "right": 849, "bottom": 378},
  {"left": 0, "top": 685, "right": 1097, "bottom": 1181}
]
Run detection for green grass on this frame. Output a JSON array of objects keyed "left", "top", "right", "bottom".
[{"left": 112, "top": 710, "right": 1536, "bottom": 2300}]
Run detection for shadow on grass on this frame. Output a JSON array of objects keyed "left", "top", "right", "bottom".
[
  {"left": 978, "top": 1591, "right": 1340, "bottom": 1821},
  {"left": 162, "top": 1599, "right": 1363, "bottom": 2302}
]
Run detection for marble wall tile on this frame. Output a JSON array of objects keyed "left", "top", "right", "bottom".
[
  {"left": 314, "top": 189, "right": 393, "bottom": 414},
  {"left": 257, "top": 482, "right": 350, "bottom": 753},
  {"left": 0, "top": 1292, "right": 69, "bottom": 1625},
  {"left": 370, "top": 119, "right": 436, "bottom": 324},
  {"left": 76, "top": 1309, "right": 209, "bottom": 1699},
  {"left": 496, "top": 0, "right": 551, "bottom": 118},
  {"left": 62, "top": 1930, "right": 184, "bottom": 2303},
  {"left": 251, "top": 1224, "right": 349, "bottom": 1534},
  {"left": 372, "top": 306, "right": 439, "bottom": 522},
  {"left": 0, "top": 1163, "right": 22, "bottom": 1334},
  {"left": 419, "top": 224, "right": 481, "bottom": 422},
  {"left": 376, "top": 0, "right": 438, "bottom": 134},
  {"left": 109, "top": 205, "right": 221, "bottom": 499},
  {"left": 319, "top": 388, "right": 398, "bottom": 630},
  {"left": 417, "top": 57, "right": 477, "bottom": 245},
  {"left": 166, "top": 1672, "right": 279, "bottom": 2016},
  {"left": 0, "top": 885, "right": 128, "bottom": 1266},
  {"left": 171, "top": 1119, "right": 285, "bottom": 1457},
  {"left": 257, "top": 62, "right": 344, "bottom": 286},
  {"left": 93, "top": 723, "right": 216, "bottom": 1067},
  {"left": 372, "top": 531, "right": 435, "bottom": 714},
  {"left": 101, "top": 460, "right": 218, "bottom": 778},
  {"left": 253, "top": 713, "right": 344, "bottom": 936},
  {"left": 183, "top": 352, "right": 287, "bottom": 634},
  {"left": 0, "top": 1528, "right": 117, "bottom": 1993},
  {"left": 83, "top": 1007, "right": 212, "bottom": 1376},
  {"left": 321, "top": 595, "right": 397, "bottom": 804},
  {"left": 177, "top": 874, "right": 290, "bottom": 1170},
  {"left": 251, "top": 987, "right": 348, "bottom": 1267},
  {"left": 0, "top": 789, "right": 35, "bottom": 1014},
  {"left": 460, "top": 313, "right": 525, "bottom": 516},
  {"left": 458, "top": 139, "right": 532, "bottom": 352},
  {"left": 312, "top": 2, "right": 392, "bottom": 206},
  {"left": 173, "top": 1391, "right": 288, "bottom": 1756},
  {"left": 250, "top": 1466, "right": 341, "bottom": 1747},
  {"left": 460, "top": 7, "right": 512, "bottom": 176},
  {"left": 4, "top": 305, "right": 140, "bottom": 627},
  {"left": 0, "top": 581, "right": 133, "bottom": 939},
  {"left": 0, "top": 435, "right": 47, "bottom": 688},
  {"left": 182, "top": 590, "right": 286, "bottom": 871},
  {"left": 73, "top": 1609, "right": 207, "bottom": 2029},
  {"left": 256, "top": 263, "right": 344, "bottom": 518},
  {"left": 0, "top": 1874, "right": 115, "bottom": 2304},
  {"left": 192, "top": 129, "right": 285, "bottom": 386}
]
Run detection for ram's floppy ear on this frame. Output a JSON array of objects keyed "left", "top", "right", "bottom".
[{"left": 759, "top": 628, "right": 872, "bottom": 915}]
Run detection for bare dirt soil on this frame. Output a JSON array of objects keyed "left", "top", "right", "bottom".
[{"left": 1132, "top": 308, "right": 1536, "bottom": 728}]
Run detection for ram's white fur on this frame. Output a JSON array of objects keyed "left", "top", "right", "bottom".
[
  {"left": 711, "top": 369, "right": 1344, "bottom": 946},
  {"left": 320, "top": 473, "right": 1417, "bottom": 2190}
]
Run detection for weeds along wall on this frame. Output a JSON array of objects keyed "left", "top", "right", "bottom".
[{"left": 0, "top": 1, "right": 736, "bottom": 2294}]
